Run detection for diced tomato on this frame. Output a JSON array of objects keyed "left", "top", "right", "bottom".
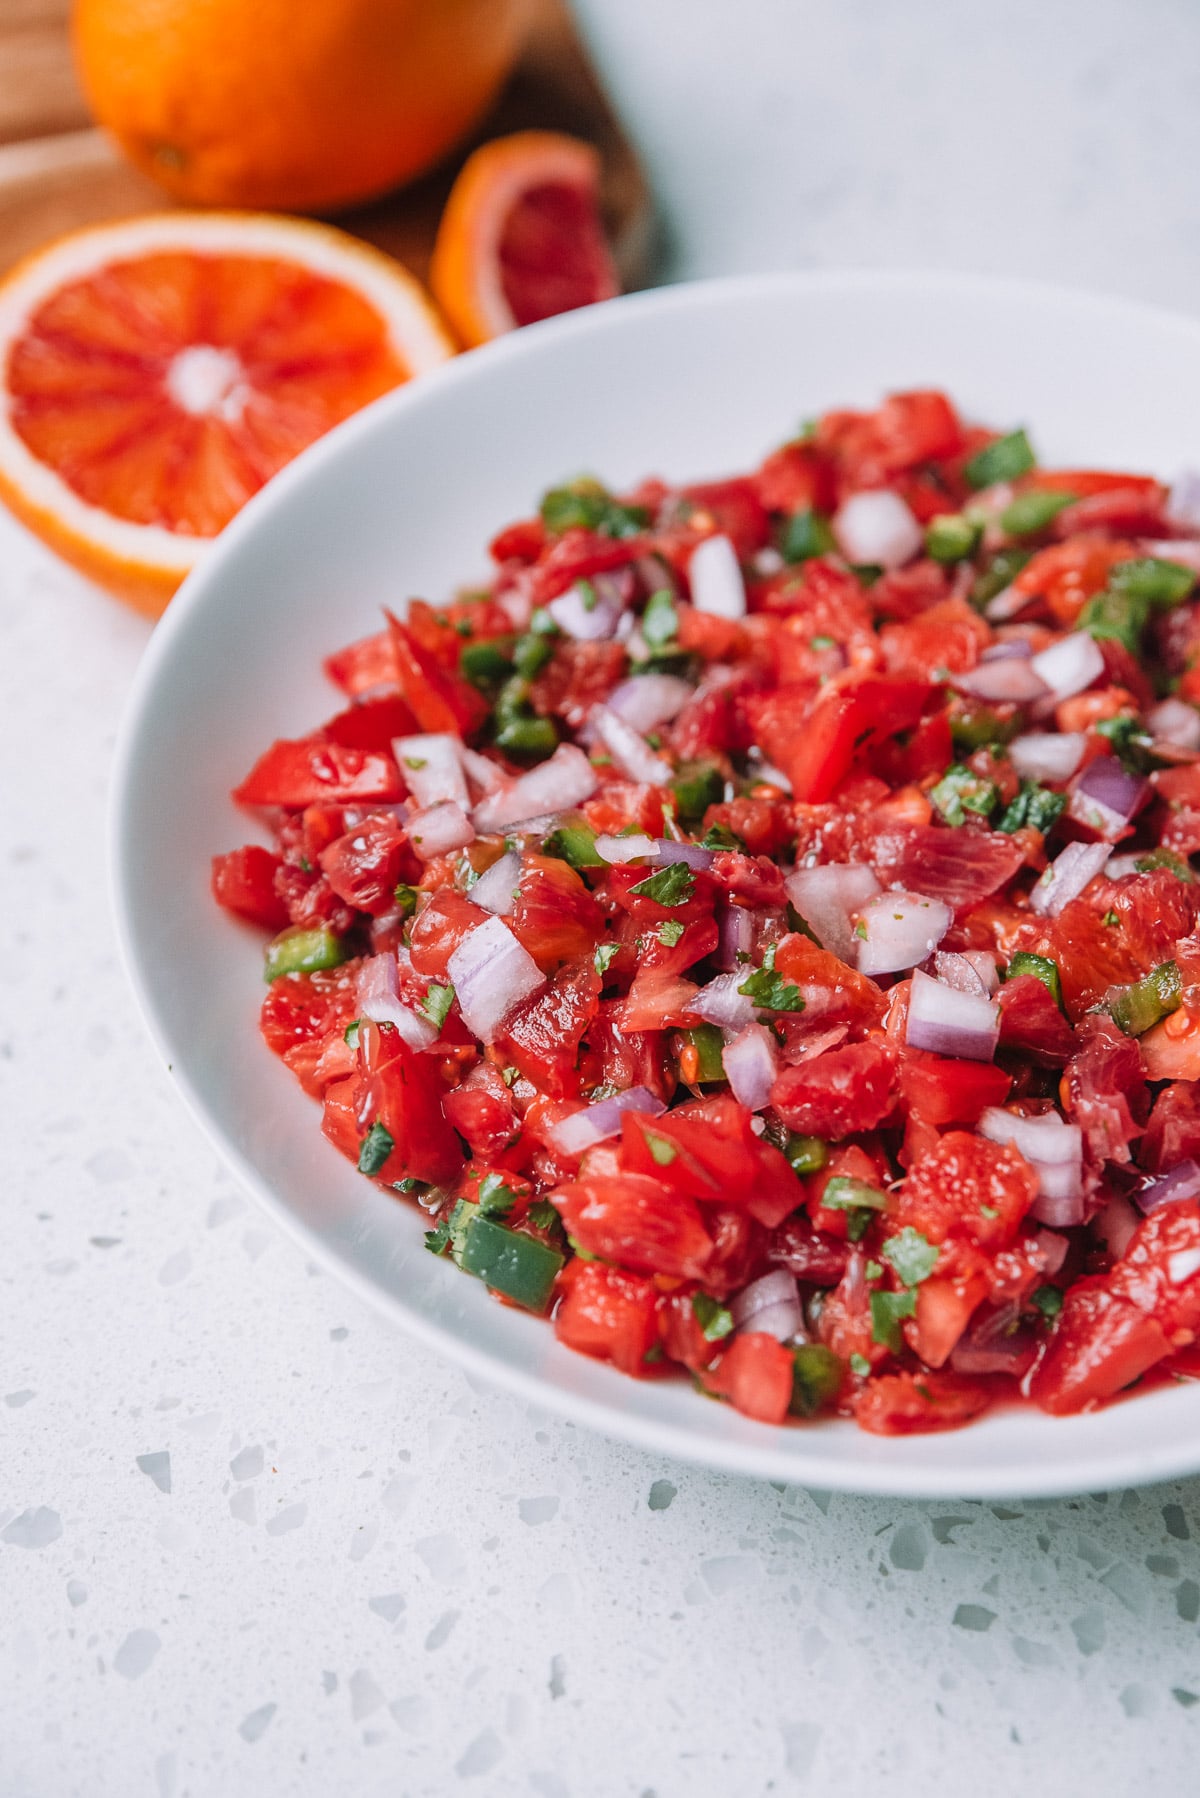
[
  {"left": 553, "top": 1261, "right": 661, "bottom": 1377},
  {"left": 909, "top": 1274, "right": 987, "bottom": 1369},
  {"left": 408, "top": 890, "right": 488, "bottom": 980},
  {"left": 781, "top": 676, "right": 934, "bottom": 804},
  {"left": 772, "top": 931, "right": 888, "bottom": 1032},
  {"left": 1061, "top": 1013, "right": 1149, "bottom": 1167},
  {"left": 323, "top": 628, "right": 398, "bottom": 697},
  {"left": 771, "top": 1039, "right": 899, "bottom": 1138},
  {"left": 494, "top": 959, "right": 599, "bottom": 1098},
  {"left": 320, "top": 692, "right": 418, "bottom": 751},
  {"left": 702, "top": 1332, "right": 795, "bottom": 1425},
  {"left": 260, "top": 962, "right": 362, "bottom": 1063},
  {"left": 529, "top": 528, "right": 645, "bottom": 606},
  {"left": 681, "top": 478, "right": 770, "bottom": 557},
  {"left": 891, "top": 1131, "right": 1037, "bottom": 1251},
  {"left": 489, "top": 516, "right": 546, "bottom": 564},
  {"left": 1027, "top": 1283, "right": 1171, "bottom": 1415},
  {"left": 529, "top": 639, "right": 628, "bottom": 728},
  {"left": 700, "top": 797, "right": 792, "bottom": 858},
  {"left": 509, "top": 854, "right": 603, "bottom": 972},
  {"left": 899, "top": 1052, "right": 1012, "bottom": 1128},
  {"left": 867, "top": 821, "right": 1024, "bottom": 912},
  {"left": 443, "top": 1072, "right": 522, "bottom": 1165},
  {"left": 852, "top": 1370, "right": 992, "bottom": 1435},
  {"left": 385, "top": 610, "right": 489, "bottom": 738},
  {"left": 1013, "top": 538, "right": 1137, "bottom": 626},
  {"left": 879, "top": 596, "right": 988, "bottom": 680},
  {"left": 359, "top": 1020, "right": 464, "bottom": 1187},
  {"left": 752, "top": 440, "right": 836, "bottom": 514},
  {"left": 551, "top": 1173, "right": 713, "bottom": 1280},
  {"left": 766, "top": 1214, "right": 850, "bottom": 1285},
  {"left": 321, "top": 1072, "right": 366, "bottom": 1162},
  {"left": 579, "top": 1001, "right": 675, "bottom": 1104},
  {"left": 818, "top": 390, "right": 964, "bottom": 488},
  {"left": 1141, "top": 1081, "right": 1200, "bottom": 1174},
  {"left": 1051, "top": 484, "right": 1168, "bottom": 540},
  {"left": 658, "top": 1288, "right": 722, "bottom": 1372},
  {"left": 996, "top": 975, "right": 1075, "bottom": 1065},
  {"left": 234, "top": 737, "right": 404, "bottom": 808},
  {"left": 1109, "top": 1199, "right": 1200, "bottom": 1339},
  {"left": 211, "top": 845, "right": 290, "bottom": 930},
  {"left": 318, "top": 813, "right": 414, "bottom": 916}
]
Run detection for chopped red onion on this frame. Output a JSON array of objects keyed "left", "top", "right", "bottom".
[
  {"left": 716, "top": 904, "right": 755, "bottom": 971},
  {"left": 460, "top": 746, "right": 507, "bottom": 797},
  {"left": 684, "top": 972, "right": 756, "bottom": 1030},
  {"left": 1105, "top": 853, "right": 1141, "bottom": 880},
  {"left": 1167, "top": 472, "right": 1200, "bottom": 530},
  {"left": 722, "top": 1023, "right": 779, "bottom": 1111},
  {"left": 606, "top": 674, "right": 694, "bottom": 733},
  {"left": 446, "top": 915, "right": 544, "bottom": 1043},
  {"left": 1029, "top": 632, "right": 1105, "bottom": 702},
  {"left": 731, "top": 1270, "right": 803, "bottom": 1338},
  {"left": 1029, "top": 839, "right": 1110, "bottom": 917},
  {"left": 950, "top": 1303, "right": 1036, "bottom": 1376},
  {"left": 472, "top": 744, "right": 598, "bottom": 832},
  {"left": 1068, "top": 756, "right": 1150, "bottom": 840},
  {"left": 546, "top": 1085, "right": 666, "bottom": 1158},
  {"left": 356, "top": 954, "right": 438, "bottom": 1048},
  {"left": 952, "top": 659, "right": 1050, "bottom": 704},
  {"left": 753, "top": 546, "right": 786, "bottom": 577},
  {"left": 755, "top": 760, "right": 794, "bottom": 792},
  {"left": 590, "top": 704, "right": 674, "bottom": 786},
  {"left": 978, "top": 1106, "right": 1084, "bottom": 1222},
  {"left": 1148, "top": 697, "right": 1200, "bottom": 753},
  {"left": 393, "top": 733, "right": 469, "bottom": 810},
  {"left": 595, "top": 833, "right": 656, "bottom": 864},
  {"left": 980, "top": 638, "right": 1034, "bottom": 661},
  {"left": 469, "top": 849, "right": 521, "bottom": 917},
  {"left": 1037, "top": 1229, "right": 1070, "bottom": 1277},
  {"left": 407, "top": 800, "right": 475, "bottom": 860},
  {"left": 653, "top": 839, "right": 716, "bottom": 870},
  {"left": 1134, "top": 1158, "right": 1200, "bottom": 1215},
  {"left": 1093, "top": 1193, "right": 1140, "bottom": 1259},
  {"left": 739, "top": 1299, "right": 808, "bottom": 1342},
  {"left": 547, "top": 570, "right": 630, "bottom": 640},
  {"left": 1009, "top": 731, "right": 1086, "bottom": 784},
  {"left": 856, "top": 890, "right": 953, "bottom": 977},
  {"left": 689, "top": 533, "right": 747, "bottom": 619},
  {"left": 934, "top": 950, "right": 994, "bottom": 997},
  {"left": 906, "top": 969, "right": 999, "bottom": 1062},
  {"left": 784, "top": 863, "right": 882, "bottom": 964},
  {"left": 833, "top": 490, "right": 922, "bottom": 569},
  {"left": 985, "top": 583, "right": 1035, "bottom": 622}
]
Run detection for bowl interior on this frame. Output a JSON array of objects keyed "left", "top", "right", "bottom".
[{"left": 113, "top": 270, "right": 1200, "bottom": 1496}]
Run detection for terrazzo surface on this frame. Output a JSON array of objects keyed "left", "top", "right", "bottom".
[{"left": 9, "top": 3, "right": 1200, "bottom": 1781}]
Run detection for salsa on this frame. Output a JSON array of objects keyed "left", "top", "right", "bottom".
[{"left": 212, "top": 388, "right": 1200, "bottom": 1436}]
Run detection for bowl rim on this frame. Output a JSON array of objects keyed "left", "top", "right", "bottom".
[{"left": 110, "top": 265, "right": 1200, "bottom": 1499}]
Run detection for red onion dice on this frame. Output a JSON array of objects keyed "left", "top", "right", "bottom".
[
  {"left": 731, "top": 1270, "right": 805, "bottom": 1341},
  {"left": 590, "top": 704, "right": 674, "bottom": 787},
  {"left": 952, "top": 659, "right": 1051, "bottom": 704},
  {"left": 978, "top": 1105, "right": 1084, "bottom": 1224},
  {"left": 1148, "top": 697, "right": 1200, "bottom": 753},
  {"left": 833, "top": 490, "right": 922, "bottom": 570},
  {"left": 547, "top": 570, "right": 631, "bottom": 640},
  {"left": 1067, "top": 755, "right": 1150, "bottom": 840},
  {"left": 472, "top": 744, "right": 598, "bottom": 832},
  {"left": 1134, "top": 1158, "right": 1200, "bottom": 1215},
  {"left": 688, "top": 533, "right": 747, "bottom": 619},
  {"left": 446, "top": 915, "right": 545, "bottom": 1044},
  {"left": 595, "top": 833, "right": 656, "bottom": 864},
  {"left": 1029, "top": 839, "right": 1110, "bottom": 917},
  {"left": 1092, "top": 1192, "right": 1140, "bottom": 1259},
  {"left": 722, "top": 1022, "right": 779, "bottom": 1112},
  {"left": 856, "top": 890, "right": 952, "bottom": 977},
  {"left": 934, "top": 949, "right": 997, "bottom": 997},
  {"left": 1009, "top": 731, "right": 1086, "bottom": 784},
  {"left": 605, "top": 674, "right": 694, "bottom": 733},
  {"left": 785, "top": 863, "right": 882, "bottom": 964},
  {"left": 407, "top": 800, "right": 475, "bottom": 860},
  {"left": 716, "top": 903, "right": 755, "bottom": 971},
  {"left": 907, "top": 969, "right": 999, "bottom": 1062},
  {"left": 653, "top": 839, "right": 717, "bottom": 871},
  {"left": 393, "top": 733, "right": 469, "bottom": 810},
  {"left": 469, "top": 849, "right": 521, "bottom": 917},
  {"left": 1030, "top": 632, "right": 1105, "bottom": 702},
  {"left": 684, "top": 972, "right": 756, "bottom": 1030},
  {"left": 356, "top": 953, "right": 438, "bottom": 1049},
  {"left": 547, "top": 1086, "right": 666, "bottom": 1158},
  {"left": 460, "top": 745, "right": 508, "bottom": 798},
  {"left": 949, "top": 1303, "right": 1037, "bottom": 1376}
]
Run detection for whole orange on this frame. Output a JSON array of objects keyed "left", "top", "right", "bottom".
[{"left": 71, "top": 0, "right": 531, "bottom": 213}]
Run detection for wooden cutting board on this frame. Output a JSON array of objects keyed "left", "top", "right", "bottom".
[{"left": 0, "top": 0, "right": 655, "bottom": 285}]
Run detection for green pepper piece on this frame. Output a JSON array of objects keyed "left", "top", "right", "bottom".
[
  {"left": 780, "top": 508, "right": 836, "bottom": 564},
  {"left": 543, "top": 821, "right": 604, "bottom": 869},
  {"left": 1133, "top": 847, "right": 1195, "bottom": 884},
  {"left": 785, "top": 1133, "right": 829, "bottom": 1176},
  {"left": 1111, "top": 557, "right": 1197, "bottom": 609},
  {"left": 1007, "top": 951, "right": 1064, "bottom": 1009},
  {"left": 790, "top": 1343, "right": 844, "bottom": 1417},
  {"left": 494, "top": 713, "right": 559, "bottom": 758},
  {"left": 970, "top": 546, "right": 1033, "bottom": 609},
  {"left": 512, "top": 631, "right": 554, "bottom": 679},
  {"left": 539, "top": 479, "right": 649, "bottom": 540},
  {"left": 1107, "top": 959, "right": 1182, "bottom": 1037},
  {"left": 929, "top": 763, "right": 999, "bottom": 826},
  {"left": 999, "top": 490, "right": 1077, "bottom": 538},
  {"left": 1078, "top": 585, "right": 1151, "bottom": 656},
  {"left": 459, "top": 1215, "right": 564, "bottom": 1311},
  {"left": 682, "top": 1024, "right": 727, "bottom": 1084},
  {"left": 263, "top": 925, "right": 347, "bottom": 983},
  {"left": 671, "top": 762, "right": 725, "bottom": 824},
  {"left": 640, "top": 587, "right": 680, "bottom": 649},
  {"left": 925, "top": 513, "right": 981, "bottom": 564},
  {"left": 965, "top": 429, "right": 1036, "bottom": 490},
  {"left": 460, "top": 638, "right": 515, "bottom": 688},
  {"left": 949, "top": 700, "right": 1022, "bottom": 754}
]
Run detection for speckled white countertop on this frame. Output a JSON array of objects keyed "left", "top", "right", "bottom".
[{"left": 7, "top": 3, "right": 1200, "bottom": 1791}]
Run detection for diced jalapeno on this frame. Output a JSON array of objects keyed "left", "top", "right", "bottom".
[
  {"left": 671, "top": 761, "right": 725, "bottom": 823},
  {"left": 1078, "top": 585, "right": 1151, "bottom": 656},
  {"left": 357, "top": 1122, "right": 394, "bottom": 1176},
  {"left": 949, "top": 700, "right": 1021, "bottom": 753},
  {"left": 785, "top": 1134, "right": 829, "bottom": 1175},
  {"left": 1133, "top": 847, "right": 1195, "bottom": 883},
  {"left": 1107, "top": 959, "right": 1182, "bottom": 1037},
  {"left": 681, "top": 1024, "right": 726, "bottom": 1084},
  {"left": 539, "top": 479, "right": 649, "bottom": 540},
  {"left": 970, "top": 546, "right": 1032, "bottom": 608},
  {"left": 925, "top": 513, "right": 981, "bottom": 564},
  {"left": 822, "top": 1175, "right": 888, "bottom": 1212},
  {"left": 512, "top": 631, "right": 554, "bottom": 679},
  {"left": 790, "top": 1343, "right": 844, "bottom": 1417},
  {"left": 458, "top": 1215, "right": 564, "bottom": 1311},
  {"left": 494, "top": 713, "right": 559, "bottom": 758},
  {"left": 1111, "top": 557, "right": 1197, "bottom": 609},
  {"left": 543, "top": 821, "right": 604, "bottom": 869},
  {"left": 263, "top": 925, "right": 347, "bottom": 983},
  {"left": 692, "top": 1291, "right": 735, "bottom": 1341},
  {"left": 998, "top": 490, "right": 1077, "bottom": 538},
  {"left": 964, "top": 429, "right": 1036, "bottom": 490},
  {"left": 460, "top": 638, "right": 515, "bottom": 688},
  {"left": 780, "top": 508, "right": 835, "bottom": 564},
  {"left": 1007, "top": 951, "right": 1063, "bottom": 1009}
]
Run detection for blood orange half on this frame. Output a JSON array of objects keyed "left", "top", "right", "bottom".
[
  {"left": 0, "top": 213, "right": 455, "bottom": 614},
  {"left": 430, "top": 130, "right": 620, "bottom": 349}
]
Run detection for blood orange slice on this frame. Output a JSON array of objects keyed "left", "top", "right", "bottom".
[
  {"left": 0, "top": 213, "right": 455, "bottom": 614},
  {"left": 430, "top": 130, "right": 620, "bottom": 349}
]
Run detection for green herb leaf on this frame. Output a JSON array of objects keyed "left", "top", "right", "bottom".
[
  {"left": 930, "top": 763, "right": 999, "bottom": 827},
  {"left": 629, "top": 862, "right": 696, "bottom": 906},
  {"left": 881, "top": 1227, "right": 939, "bottom": 1288},
  {"left": 790, "top": 1343, "right": 843, "bottom": 1416},
  {"left": 526, "top": 1199, "right": 560, "bottom": 1232},
  {"left": 997, "top": 780, "right": 1066, "bottom": 836},
  {"left": 421, "top": 983, "right": 455, "bottom": 1028},
  {"left": 658, "top": 919, "right": 685, "bottom": 947},
  {"left": 822, "top": 1175, "right": 889, "bottom": 1213},
  {"left": 1134, "top": 846, "right": 1195, "bottom": 883},
  {"left": 594, "top": 941, "right": 620, "bottom": 977},
  {"left": 645, "top": 1132, "right": 678, "bottom": 1166},
  {"left": 393, "top": 883, "right": 418, "bottom": 917},
  {"left": 964, "top": 429, "right": 1036, "bottom": 490},
  {"left": 539, "top": 479, "right": 650, "bottom": 540},
  {"left": 476, "top": 1172, "right": 521, "bottom": 1217},
  {"left": 870, "top": 1287, "right": 918, "bottom": 1351},
  {"left": 357, "top": 1122, "right": 394, "bottom": 1177},
  {"left": 1031, "top": 1284, "right": 1064, "bottom": 1322},
  {"left": 780, "top": 508, "right": 835, "bottom": 564},
  {"left": 737, "top": 965, "right": 806, "bottom": 1012},
  {"left": 692, "top": 1292, "right": 735, "bottom": 1342}
]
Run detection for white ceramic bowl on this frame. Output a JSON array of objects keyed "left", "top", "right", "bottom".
[{"left": 112, "top": 270, "right": 1200, "bottom": 1498}]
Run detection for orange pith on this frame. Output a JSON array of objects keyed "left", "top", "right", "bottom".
[{"left": 9, "top": 253, "right": 406, "bottom": 537}]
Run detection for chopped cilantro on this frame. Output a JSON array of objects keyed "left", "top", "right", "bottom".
[
  {"left": 476, "top": 1172, "right": 521, "bottom": 1217},
  {"left": 343, "top": 1018, "right": 361, "bottom": 1049},
  {"left": 594, "top": 941, "right": 620, "bottom": 977},
  {"left": 964, "top": 428, "right": 1036, "bottom": 490},
  {"left": 701, "top": 821, "right": 744, "bottom": 850},
  {"left": 865, "top": 1259, "right": 884, "bottom": 1281},
  {"left": 881, "top": 1227, "right": 939, "bottom": 1287},
  {"left": 870, "top": 1287, "right": 918, "bottom": 1351},
  {"left": 629, "top": 862, "right": 696, "bottom": 906},
  {"left": 780, "top": 508, "right": 835, "bottom": 564},
  {"left": 692, "top": 1292, "right": 735, "bottom": 1342},
  {"left": 822, "top": 1175, "right": 889, "bottom": 1214},
  {"left": 1032, "top": 1284, "right": 1064, "bottom": 1322},
  {"left": 539, "top": 479, "right": 649, "bottom": 539},
  {"left": 997, "top": 780, "right": 1066, "bottom": 836},
  {"left": 645, "top": 1132, "right": 677, "bottom": 1166},
  {"left": 658, "top": 919, "right": 685, "bottom": 947},
  {"left": 421, "top": 983, "right": 455, "bottom": 1028},
  {"left": 849, "top": 1352, "right": 872, "bottom": 1378},
  {"left": 930, "top": 763, "right": 999, "bottom": 827},
  {"left": 1134, "top": 847, "right": 1195, "bottom": 883},
  {"left": 641, "top": 588, "right": 679, "bottom": 649},
  {"left": 736, "top": 964, "right": 805, "bottom": 1013},
  {"left": 526, "top": 1199, "right": 560, "bottom": 1232},
  {"left": 357, "top": 1122, "right": 394, "bottom": 1177},
  {"left": 393, "top": 883, "right": 418, "bottom": 917}
]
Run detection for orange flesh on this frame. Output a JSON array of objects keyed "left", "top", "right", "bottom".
[{"left": 7, "top": 252, "right": 407, "bottom": 536}]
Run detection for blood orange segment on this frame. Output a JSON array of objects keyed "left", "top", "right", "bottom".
[
  {"left": 430, "top": 130, "right": 619, "bottom": 348},
  {"left": 0, "top": 213, "right": 455, "bottom": 613}
]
